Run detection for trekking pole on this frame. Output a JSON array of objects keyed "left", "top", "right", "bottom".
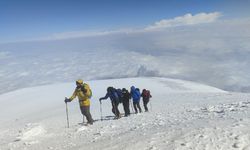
[
  {"left": 130, "top": 99, "right": 134, "bottom": 113},
  {"left": 100, "top": 101, "right": 103, "bottom": 121},
  {"left": 65, "top": 100, "right": 70, "bottom": 128}
]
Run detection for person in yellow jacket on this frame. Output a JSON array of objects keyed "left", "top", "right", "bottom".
[{"left": 65, "top": 79, "right": 94, "bottom": 125}]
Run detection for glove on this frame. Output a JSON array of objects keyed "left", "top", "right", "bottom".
[{"left": 64, "top": 98, "right": 71, "bottom": 103}]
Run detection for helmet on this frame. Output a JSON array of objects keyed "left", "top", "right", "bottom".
[{"left": 76, "top": 79, "right": 83, "bottom": 85}]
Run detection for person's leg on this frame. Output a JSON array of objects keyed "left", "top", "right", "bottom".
[
  {"left": 80, "top": 106, "right": 84, "bottom": 115},
  {"left": 127, "top": 99, "right": 131, "bottom": 115},
  {"left": 124, "top": 101, "right": 130, "bottom": 116},
  {"left": 133, "top": 102, "right": 138, "bottom": 114},
  {"left": 85, "top": 106, "right": 94, "bottom": 124},
  {"left": 144, "top": 99, "right": 149, "bottom": 112},
  {"left": 81, "top": 106, "right": 94, "bottom": 124},
  {"left": 143, "top": 99, "right": 147, "bottom": 111},
  {"left": 112, "top": 102, "right": 116, "bottom": 115},
  {"left": 123, "top": 102, "right": 127, "bottom": 116},
  {"left": 137, "top": 102, "right": 142, "bottom": 113},
  {"left": 115, "top": 102, "right": 120, "bottom": 118}
]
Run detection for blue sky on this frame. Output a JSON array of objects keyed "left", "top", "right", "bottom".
[{"left": 0, "top": 0, "right": 250, "bottom": 43}]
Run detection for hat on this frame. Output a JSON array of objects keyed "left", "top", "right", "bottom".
[{"left": 76, "top": 79, "right": 83, "bottom": 84}]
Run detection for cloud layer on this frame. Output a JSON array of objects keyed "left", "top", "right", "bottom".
[{"left": 0, "top": 12, "right": 250, "bottom": 93}]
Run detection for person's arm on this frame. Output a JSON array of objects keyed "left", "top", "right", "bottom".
[
  {"left": 69, "top": 89, "right": 77, "bottom": 101},
  {"left": 99, "top": 93, "right": 109, "bottom": 101}
]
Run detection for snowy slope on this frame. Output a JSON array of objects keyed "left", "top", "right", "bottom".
[{"left": 1, "top": 77, "right": 250, "bottom": 150}]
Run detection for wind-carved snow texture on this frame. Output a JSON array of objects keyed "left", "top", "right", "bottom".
[
  {"left": 16, "top": 123, "right": 46, "bottom": 141},
  {"left": 200, "top": 101, "right": 250, "bottom": 114},
  {"left": 1, "top": 77, "right": 250, "bottom": 150}
]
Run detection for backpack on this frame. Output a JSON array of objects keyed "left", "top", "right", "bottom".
[
  {"left": 134, "top": 88, "right": 141, "bottom": 100},
  {"left": 110, "top": 88, "right": 119, "bottom": 102},
  {"left": 143, "top": 90, "right": 150, "bottom": 99},
  {"left": 116, "top": 89, "right": 123, "bottom": 103},
  {"left": 83, "top": 83, "right": 92, "bottom": 98}
]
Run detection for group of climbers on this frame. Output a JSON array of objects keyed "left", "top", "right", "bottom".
[{"left": 64, "top": 79, "right": 152, "bottom": 125}]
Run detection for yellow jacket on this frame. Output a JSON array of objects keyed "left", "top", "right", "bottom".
[{"left": 69, "top": 83, "right": 91, "bottom": 106}]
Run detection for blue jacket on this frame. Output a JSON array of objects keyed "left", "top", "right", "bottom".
[
  {"left": 130, "top": 86, "right": 140, "bottom": 102},
  {"left": 100, "top": 89, "right": 119, "bottom": 102}
]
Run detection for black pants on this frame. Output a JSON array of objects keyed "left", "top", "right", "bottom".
[
  {"left": 111, "top": 101, "right": 120, "bottom": 117},
  {"left": 133, "top": 101, "right": 142, "bottom": 113},
  {"left": 80, "top": 106, "right": 94, "bottom": 124},
  {"left": 143, "top": 99, "right": 149, "bottom": 112},
  {"left": 122, "top": 100, "right": 130, "bottom": 116}
]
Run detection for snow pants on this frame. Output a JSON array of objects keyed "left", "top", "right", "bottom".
[
  {"left": 122, "top": 99, "right": 130, "bottom": 116},
  {"left": 80, "top": 106, "right": 94, "bottom": 124},
  {"left": 133, "top": 101, "right": 142, "bottom": 113},
  {"left": 111, "top": 101, "right": 120, "bottom": 118},
  {"left": 143, "top": 99, "right": 149, "bottom": 112}
]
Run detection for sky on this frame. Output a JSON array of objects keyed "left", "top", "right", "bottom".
[{"left": 1, "top": 0, "right": 250, "bottom": 43}]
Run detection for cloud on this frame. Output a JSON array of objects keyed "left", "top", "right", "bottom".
[
  {"left": 38, "top": 29, "right": 137, "bottom": 41},
  {"left": 1, "top": 12, "right": 250, "bottom": 93},
  {"left": 145, "top": 12, "right": 222, "bottom": 30}
]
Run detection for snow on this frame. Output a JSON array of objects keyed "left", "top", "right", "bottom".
[
  {"left": 16, "top": 123, "right": 46, "bottom": 141},
  {"left": 1, "top": 77, "right": 250, "bottom": 150}
]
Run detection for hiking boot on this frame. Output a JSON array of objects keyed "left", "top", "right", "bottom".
[
  {"left": 87, "top": 122, "right": 93, "bottom": 125},
  {"left": 114, "top": 114, "right": 121, "bottom": 120}
]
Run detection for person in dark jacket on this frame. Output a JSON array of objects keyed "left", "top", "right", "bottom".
[
  {"left": 130, "top": 86, "right": 142, "bottom": 114},
  {"left": 122, "top": 88, "right": 131, "bottom": 117},
  {"left": 99, "top": 87, "right": 121, "bottom": 119},
  {"left": 141, "top": 89, "right": 152, "bottom": 112}
]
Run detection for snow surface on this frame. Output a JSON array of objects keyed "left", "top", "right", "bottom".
[{"left": 1, "top": 77, "right": 250, "bottom": 150}]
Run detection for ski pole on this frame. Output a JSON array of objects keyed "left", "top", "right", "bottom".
[
  {"left": 65, "top": 101, "right": 70, "bottom": 128},
  {"left": 100, "top": 101, "right": 103, "bottom": 121}
]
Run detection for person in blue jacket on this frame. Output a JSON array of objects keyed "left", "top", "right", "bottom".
[
  {"left": 130, "top": 86, "right": 142, "bottom": 114},
  {"left": 99, "top": 87, "right": 121, "bottom": 119}
]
